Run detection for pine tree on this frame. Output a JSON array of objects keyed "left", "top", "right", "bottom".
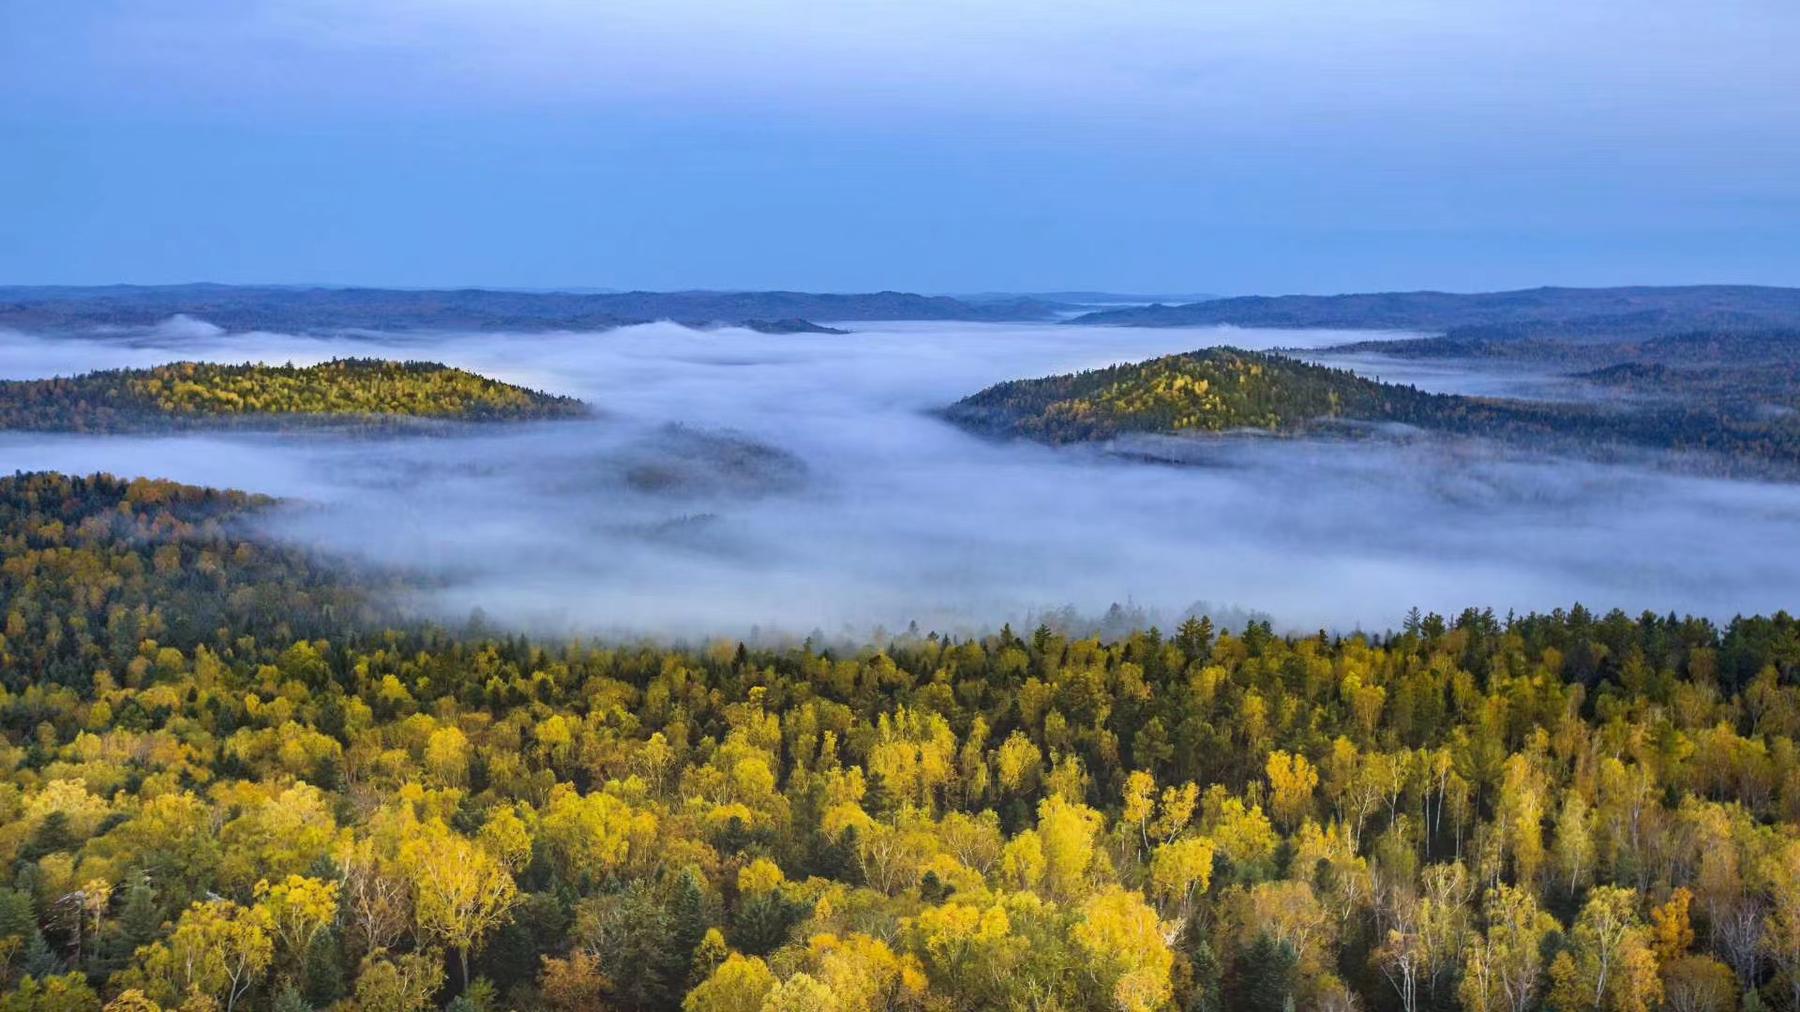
[
  {"left": 301, "top": 928, "right": 346, "bottom": 1007},
  {"left": 1230, "top": 934, "right": 1298, "bottom": 1012},
  {"left": 0, "top": 889, "right": 35, "bottom": 946},
  {"left": 22, "top": 928, "right": 63, "bottom": 979},
  {"left": 1176, "top": 616, "right": 1215, "bottom": 661},
  {"left": 1184, "top": 922, "right": 1223, "bottom": 1012},
  {"left": 667, "top": 868, "right": 708, "bottom": 986},
  {"left": 114, "top": 870, "right": 162, "bottom": 961}
]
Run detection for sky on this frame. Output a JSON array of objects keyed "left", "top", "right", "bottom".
[{"left": 3, "top": 0, "right": 1798, "bottom": 294}]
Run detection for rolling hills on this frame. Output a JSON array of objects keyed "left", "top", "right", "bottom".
[
  {"left": 0, "top": 284, "right": 1069, "bottom": 333},
  {"left": 1067, "top": 284, "right": 1800, "bottom": 336}
]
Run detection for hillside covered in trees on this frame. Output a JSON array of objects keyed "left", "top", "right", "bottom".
[
  {"left": 1, "top": 471, "right": 1800, "bottom": 1012},
  {"left": 0, "top": 360, "right": 587, "bottom": 432},
  {"left": 944, "top": 348, "right": 1451, "bottom": 442},
  {"left": 945, "top": 347, "right": 1800, "bottom": 474}
]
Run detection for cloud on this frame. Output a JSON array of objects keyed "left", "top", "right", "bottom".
[{"left": 3, "top": 318, "right": 1800, "bottom": 638}]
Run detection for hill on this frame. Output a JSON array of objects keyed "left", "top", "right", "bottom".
[
  {"left": 945, "top": 347, "right": 1800, "bottom": 472},
  {"left": 946, "top": 347, "right": 1477, "bottom": 442},
  {"left": 1067, "top": 284, "right": 1800, "bottom": 336},
  {"left": 0, "top": 358, "right": 588, "bottom": 431},
  {"left": 0, "top": 284, "right": 1069, "bottom": 333}
]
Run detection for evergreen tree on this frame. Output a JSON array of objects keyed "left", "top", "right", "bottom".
[
  {"left": 667, "top": 869, "right": 708, "bottom": 986},
  {"left": 0, "top": 890, "right": 35, "bottom": 949},
  {"left": 21, "top": 930, "right": 63, "bottom": 980},
  {"left": 1184, "top": 922, "right": 1224, "bottom": 1012},
  {"left": 301, "top": 928, "right": 346, "bottom": 1008},
  {"left": 1229, "top": 935, "right": 1298, "bottom": 1012}
]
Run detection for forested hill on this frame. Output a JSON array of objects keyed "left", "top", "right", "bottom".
[
  {"left": 0, "top": 359, "right": 588, "bottom": 431},
  {"left": 946, "top": 348, "right": 1448, "bottom": 442},
  {"left": 1066, "top": 285, "right": 1800, "bottom": 334},
  {"left": 3, "top": 469, "right": 1800, "bottom": 1012},
  {"left": 0, "top": 284, "right": 1068, "bottom": 332},
  {"left": 944, "top": 347, "right": 1800, "bottom": 471}
]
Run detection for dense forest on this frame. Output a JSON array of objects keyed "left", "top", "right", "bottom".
[
  {"left": 946, "top": 347, "right": 1800, "bottom": 474},
  {"left": 944, "top": 349, "right": 1449, "bottom": 441},
  {"left": 0, "top": 361, "right": 587, "bottom": 432},
  {"left": 1, "top": 471, "right": 1799, "bottom": 1012}
]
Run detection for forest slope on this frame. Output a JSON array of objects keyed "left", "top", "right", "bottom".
[
  {"left": 945, "top": 347, "right": 1800, "bottom": 472},
  {"left": 946, "top": 347, "right": 1449, "bottom": 442},
  {"left": 1, "top": 471, "right": 1799, "bottom": 1012},
  {"left": 0, "top": 358, "right": 587, "bottom": 431}
]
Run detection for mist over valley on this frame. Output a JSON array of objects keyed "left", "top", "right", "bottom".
[{"left": 4, "top": 312, "right": 1797, "bottom": 637}]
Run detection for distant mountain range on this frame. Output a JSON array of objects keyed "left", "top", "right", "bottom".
[
  {"left": 14, "top": 283, "right": 1800, "bottom": 344},
  {"left": 958, "top": 290, "right": 1221, "bottom": 306},
  {"left": 1068, "top": 285, "right": 1800, "bottom": 338},
  {"left": 0, "top": 284, "right": 1073, "bottom": 333}
]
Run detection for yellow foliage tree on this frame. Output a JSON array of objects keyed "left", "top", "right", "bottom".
[
  {"left": 253, "top": 875, "right": 339, "bottom": 969},
  {"left": 398, "top": 822, "right": 518, "bottom": 988},
  {"left": 1073, "top": 886, "right": 1175, "bottom": 1012},
  {"left": 1547, "top": 886, "right": 1662, "bottom": 1012},
  {"left": 1148, "top": 836, "right": 1215, "bottom": 923},
  {"left": 127, "top": 900, "right": 272, "bottom": 1012},
  {"left": 1265, "top": 751, "right": 1319, "bottom": 830},
  {"left": 684, "top": 953, "right": 777, "bottom": 1012},
  {"left": 1037, "top": 795, "right": 1104, "bottom": 899}
]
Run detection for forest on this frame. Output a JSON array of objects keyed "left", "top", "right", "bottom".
[
  {"left": 1, "top": 471, "right": 1799, "bottom": 1012},
  {"left": 946, "top": 347, "right": 1800, "bottom": 475},
  {"left": 0, "top": 361, "right": 587, "bottom": 432}
]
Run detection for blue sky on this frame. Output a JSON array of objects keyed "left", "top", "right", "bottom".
[{"left": 3, "top": 0, "right": 1797, "bottom": 294}]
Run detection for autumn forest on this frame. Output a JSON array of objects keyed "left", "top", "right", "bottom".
[
  {"left": 0, "top": 468, "right": 1797, "bottom": 1012},
  {"left": 10, "top": 0, "right": 1800, "bottom": 1006}
]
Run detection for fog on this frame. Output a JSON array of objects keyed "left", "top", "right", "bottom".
[
  {"left": 3, "top": 319, "right": 1799, "bottom": 638},
  {"left": 1298, "top": 350, "right": 1607, "bottom": 403}
]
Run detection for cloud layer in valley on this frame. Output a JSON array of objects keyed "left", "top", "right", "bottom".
[{"left": 2, "top": 319, "right": 1798, "bottom": 638}]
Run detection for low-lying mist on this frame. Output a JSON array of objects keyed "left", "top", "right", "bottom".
[{"left": 3, "top": 318, "right": 1798, "bottom": 637}]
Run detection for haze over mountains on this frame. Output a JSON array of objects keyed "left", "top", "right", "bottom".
[
  {"left": 7, "top": 301, "right": 1800, "bottom": 634},
  {"left": 1069, "top": 284, "right": 1800, "bottom": 337},
  {"left": 0, "top": 284, "right": 1070, "bottom": 334},
  {"left": 12, "top": 282, "right": 1800, "bottom": 339}
]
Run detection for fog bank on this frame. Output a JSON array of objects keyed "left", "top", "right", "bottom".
[{"left": 2, "top": 319, "right": 1797, "bottom": 637}]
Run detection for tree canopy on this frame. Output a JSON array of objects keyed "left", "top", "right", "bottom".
[{"left": 2, "top": 470, "right": 1800, "bottom": 1011}]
